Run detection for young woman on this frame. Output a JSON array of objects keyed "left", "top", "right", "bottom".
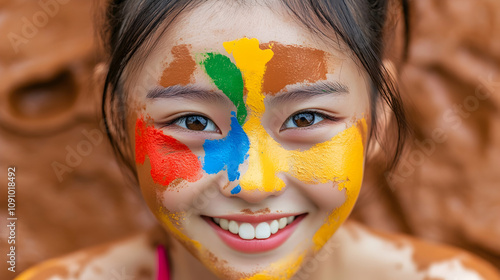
[{"left": 16, "top": 0, "right": 500, "bottom": 279}]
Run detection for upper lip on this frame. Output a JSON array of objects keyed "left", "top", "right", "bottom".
[{"left": 208, "top": 213, "right": 306, "bottom": 223}]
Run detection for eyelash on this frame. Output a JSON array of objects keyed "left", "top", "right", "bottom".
[
  {"left": 280, "top": 110, "right": 339, "bottom": 131},
  {"left": 161, "top": 110, "right": 339, "bottom": 132},
  {"left": 161, "top": 114, "right": 221, "bottom": 133}
]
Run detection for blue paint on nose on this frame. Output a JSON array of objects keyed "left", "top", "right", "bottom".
[
  {"left": 230, "top": 185, "right": 242, "bottom": 195},
  {"left": 202, "top": 111, "right": 250, "bottom": 182}
]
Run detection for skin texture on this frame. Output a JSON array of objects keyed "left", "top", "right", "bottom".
[{"left": 128, "top": 2, "right": 370, "bottom": 279}]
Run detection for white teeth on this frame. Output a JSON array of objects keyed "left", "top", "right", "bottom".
[
  {"left": 213, "top": 216, "right": 299, "bottom": 240},
  {"left": 270, "top": 220, "right": 279, "bottom": 234},
  {"left": 278, "top": 218, "right": 287, "bottom": 229},
  {"left": 255, "top": 222, "right": 271, "bottom": 239},
  {"left": 220, "top": 219, "right": 229, "bottom": 230},
  {"left": 228, "top": 220, "right": 239, "bottom": 234},
  {"left": 239, "top": 223, "right": 255, "bottom": 240}
]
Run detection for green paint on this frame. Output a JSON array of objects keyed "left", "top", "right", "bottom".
[{"left": 200, "top": 53, "right": 247, "bottom": 125}]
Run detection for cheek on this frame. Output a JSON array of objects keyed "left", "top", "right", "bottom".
[
  {"left": 241, "top": 118, "right": 367, "bottom": 194},
  {"left": 135, "top": 117, "right": 205, "bottom": 250},
  {"left": 135, "top": 117, "right": 203, "bottom": 188}
]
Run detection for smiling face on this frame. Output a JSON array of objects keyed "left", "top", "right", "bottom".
[{"left": 125, "top": 2, "right": 370, "bottom": 279}]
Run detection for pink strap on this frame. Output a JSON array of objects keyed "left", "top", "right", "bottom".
[{"left": 156, "top": 244, "right": 170, "bottom": 280}]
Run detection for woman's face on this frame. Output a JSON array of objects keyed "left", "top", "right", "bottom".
[{"left": 126, "top": 2, "right": 370, "bottom": 279}]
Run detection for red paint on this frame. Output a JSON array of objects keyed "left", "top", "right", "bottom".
[{"left": 135, "top": 117, "right": 202, "bottom": 187}]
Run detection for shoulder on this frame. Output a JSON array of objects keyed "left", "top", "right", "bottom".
[
  {"left": 330, "top": 220, "right": 500, "bottom": 280},
  {"left": 15, "top": 226, "right": 169, "bottom": 280}
]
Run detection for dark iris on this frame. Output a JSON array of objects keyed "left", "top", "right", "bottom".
[
  {"left": 292, "top": 112, "right": 315, "bottom": 127},
  {"left": 185, "top": 115, "right": 208, "bottom": 130}
]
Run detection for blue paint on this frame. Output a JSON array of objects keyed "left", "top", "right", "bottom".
[
  {"left": 230, "top": 185, "right": 242, "bottom": 195},
  {"left": 202, "top": 111, "right": 250, "bottom": 182}
]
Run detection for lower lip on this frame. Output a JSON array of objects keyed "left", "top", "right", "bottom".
[{"left": 204, "top": 214, "right": 306, "bottom": 253}]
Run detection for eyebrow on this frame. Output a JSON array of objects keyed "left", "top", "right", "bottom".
[
  {"left": 146, "top": 85, "right": 232, "bottom": 105},
  {"left": 266, "top": 81, "right": 349, "bottom": 106}
]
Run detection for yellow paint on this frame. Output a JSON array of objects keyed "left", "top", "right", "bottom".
[
  {"left": 223, "top": 37, "right": 367, "bottom": 196},
  {"left": 223, "top": 38, "right": 273, "bottom": 115},
  {"left": 243, "top": 252, "right": 305, "bottom": 280},
  {"left": 157, "top": 207, "right": 202, "bottom": 251}
]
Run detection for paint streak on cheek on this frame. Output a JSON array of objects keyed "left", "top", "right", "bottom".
[
  {"left": 157, "top": 207, "right": 202, "bottom": 251},
  {"left": 135, "top": 117, "right": 202, "bottom": 188},
  {"left": 260, "top": 42, "right": 328, "bottom": 95},
  {"left": 159, "top": 44, "right": 196, "bottom": 87}
]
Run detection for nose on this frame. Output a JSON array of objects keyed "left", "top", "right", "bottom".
[{"left": 226, "top": 123, "right": 286, "bottom": 203}]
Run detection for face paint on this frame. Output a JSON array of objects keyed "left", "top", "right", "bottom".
[
  {"left": 202, "top": 112, "right": 250, "bottom": 183},
  {"left": 261, "top": 42, "right": 328, "bottom": 95},
  {"left": 200, "top": 53, "right": 246, "bottom": 125},
  {"left": 139, "top": 35, "right": 367, "bottom": 280},
  {"left": 135, "top": 117, "right": 202, "bottom": 188},
  {"left": 243, "top": 252, "right": 305, "bottom": 280},
  {"left": 208, "top": 38, "right": 368, "bottom": 260},
  {"left": 159, "top": 44, "right": 197, "bottom": 88}
]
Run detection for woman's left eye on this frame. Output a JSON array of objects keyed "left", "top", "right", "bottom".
[
  {"left": 281, "top": 111, "right": 326, "bottom": 130},
  {"left": 173, "top": 115, "right": 219, "bottom": 132}
]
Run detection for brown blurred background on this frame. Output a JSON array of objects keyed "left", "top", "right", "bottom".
[{"left": 0, "top": 0, "right": 499, "bottom": 279}]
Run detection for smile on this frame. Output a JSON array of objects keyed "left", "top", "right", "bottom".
[{"left": 203, "top": 213, "right": 307, "bottom": 253}]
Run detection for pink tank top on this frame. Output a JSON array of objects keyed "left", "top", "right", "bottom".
[{"left": 156, "top": 245, "right": 170, "bottom": 280}]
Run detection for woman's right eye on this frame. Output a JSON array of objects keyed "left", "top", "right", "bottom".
[{"left": 172, "top": 115, "right": 220, "bottom": 132}]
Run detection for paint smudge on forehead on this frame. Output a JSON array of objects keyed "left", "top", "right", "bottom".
[
  {"left": 199, "top": 53, "right": 246, "bottom": 125},
  {"left": 260, "top": 42, "right": 328, "bottom": 95},
  {"left": 159, "top": 44, "right": 196, "bottom": 88},
  {"left": 135, "top": 117, "right": 202, "bottom": 188}
]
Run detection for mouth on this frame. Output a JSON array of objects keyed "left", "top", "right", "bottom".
[{"left": 203, "top": 213, "right": 307, "bottom": 253}]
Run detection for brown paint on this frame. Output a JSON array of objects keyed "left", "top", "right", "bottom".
[
  {"left": 240, "top": 208, "right": 271, "bottom": 215},
  {"left": 159, "top": 44, "right": 196, "bottom": 88},
  {"left": 260, "top": 42, "right": 328, "bottom": 95}
]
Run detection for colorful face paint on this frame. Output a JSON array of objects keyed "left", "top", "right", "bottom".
[
  {"left": 202, "top": 112, "right": 250, "bottom": 183},
  {"left": 199, "top": 38, "right": 368, "bottom": 264},
  {"left": 137, "top": 34, "right": 368, "bottom": 280},
  {"left": 159, "top": 44, "right": 197, "bottom": 88},
  {"left": 200, "top": 53, "right": 246, "bottom": 125},
  {"left": 135, "top": 117, "right": 202, "bottom": 188}
]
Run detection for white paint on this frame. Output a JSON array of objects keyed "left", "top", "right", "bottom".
[{"left": 428, "top": 259, "right": 484, "bottom": 280}]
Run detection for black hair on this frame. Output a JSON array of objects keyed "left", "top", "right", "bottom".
[{"left": 101, "top": 0, "right": 410, "bottom": 179}]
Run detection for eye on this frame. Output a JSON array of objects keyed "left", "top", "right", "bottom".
[
  {"left": 173, "top": 115, "right": 220, "bottom": 132},
  {"left": 281, "top": 111, "right": 326, "bottom": 130}
]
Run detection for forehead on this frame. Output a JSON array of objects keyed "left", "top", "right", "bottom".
[
  {"left": 126, "top": 1, "right": 370, "bottom": 110},
  {"left": 155, "top": 1, "right": 343, "bottom": 59}
]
